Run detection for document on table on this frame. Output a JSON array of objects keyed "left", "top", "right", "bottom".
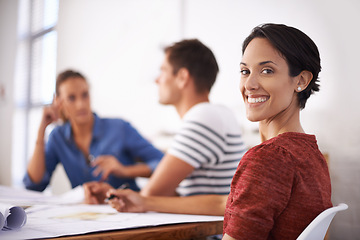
[
  {"left": 0, "top": 185, "right": 84, "bottom": 206},
  {"left": 0, "top": 203, "right": 27, "bottom": 230},
  {"left": 1, "top": 204, "right": 223, "bottom": 240},
  {"left": 0, "top": 185, "right": 223, "bottom": 240}
]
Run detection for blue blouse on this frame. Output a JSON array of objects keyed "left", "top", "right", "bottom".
[{"left": 23, "top": 113, "right": 164, "bottom": 192}]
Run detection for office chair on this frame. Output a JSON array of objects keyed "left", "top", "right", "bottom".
[{"left": 296, "top": 203, "right": 348, "bottom": 240}]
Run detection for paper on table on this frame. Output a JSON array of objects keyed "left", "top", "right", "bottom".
[
  {"left": 0, "top": 211, "right": 4, "bottom": 230},
  {"left": 0, "top": 185, "right": 84, "bottom": 206},
  {"left": 0, "top": 184, "right": 83, "bottom": 232},
  {"left": 0, "top": 204, "right": 223, "bottom": 240},
  {"left": 0, "top": 185, "right": 223, "bottom": 239},
  {"left": 0, "top": 203, "right": 27, "bottom": 230},
  {"left": 0, "top": 185, "right": 56, "bottom": 206},
  {"left": 56, "top": 185, "right": 84, "bottom": 204}
]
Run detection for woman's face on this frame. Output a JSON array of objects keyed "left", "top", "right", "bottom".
[
  {"left": 57, "top": 77, "right": 92, "bottom": 124},
  {"left": 240, "top": 37, "right": 299, "bottom": 123}
]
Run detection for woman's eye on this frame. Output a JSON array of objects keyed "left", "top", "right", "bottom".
[
  {"left": 240, "top": 69, "right": 249, "bottom": 75},
  {"left": 68, "top": 95, "right": 75, "bottom": 102},
  {"left": 262, "top": 68, "right": 273, "bottom": 74},
  {"left": 82, "top": 92, "right": 89, "bottom": 99}
]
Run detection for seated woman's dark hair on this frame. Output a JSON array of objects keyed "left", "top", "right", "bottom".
[
  {"left": 55, "top": 70, "right": 86, "bottom": 96},
  {"left": 242, "top": 23, "right": 321, "bottom": 109}
]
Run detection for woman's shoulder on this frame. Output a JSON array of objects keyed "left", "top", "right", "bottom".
[
  {"left": 270, "top": 132, "right": 318, "bottom": 157},
  {"left": 49, "top": 121, "right": 69, "bottom": 134},
  {"left": 101, "top": 117, "right": 127, "bottom": 123},
  {"left": 256, "top": 132, "right": 316, "bottom": 151},
  {"left": 95, "top": 116, "right": 141, "bottom": 136},
  {"left": 97, "top": 116, "right": 130, "bottom": 127},
  {"left": 245, "top": 132, "right": 319, "bottom": 165},
  {"left": 46, "top": 122, "right": 71, "bottom": 143},
  {"left": 246, "top": 140, "right": 291, "bottom": 160}
]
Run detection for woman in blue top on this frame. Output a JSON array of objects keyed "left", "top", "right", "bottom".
[{"left": 23, "top": 70, "right": 163, "bottom": 192}]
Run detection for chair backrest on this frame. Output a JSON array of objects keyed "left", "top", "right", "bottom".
[{"left": 297, "top": 203, "right": 348, "bottom": 240}]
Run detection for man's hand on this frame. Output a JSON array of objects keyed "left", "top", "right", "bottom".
[
  {"left": 83, "top": 181, "right": 113, "bottom": 204},
  {"left": 107, "top": 189, "right": 147, "bottom": 213},
  {"left": 91, "top": 155, "right": 127, "bottom": 181}
]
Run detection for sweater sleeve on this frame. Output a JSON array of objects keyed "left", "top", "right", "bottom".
[{"left": 223, "top": 143, "right": 295, "bottom": 239}]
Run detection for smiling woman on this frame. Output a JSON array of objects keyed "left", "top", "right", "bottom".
[
  {"left": 239, "top": 37, "right": 313, "bottom": 129},
  {"left": 23, "top": 69, "right": 164, "bottom": 193},
  {"left": 222, "top": 23, "right": 332, "bottom": 240}
]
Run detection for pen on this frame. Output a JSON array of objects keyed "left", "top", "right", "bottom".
[{"left": 105, "top": 183, "right": 129, "bottom": 202}]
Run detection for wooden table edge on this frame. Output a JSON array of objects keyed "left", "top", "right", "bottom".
[{"left": 42, "top": 220, "right": 224, "bottom": 240}]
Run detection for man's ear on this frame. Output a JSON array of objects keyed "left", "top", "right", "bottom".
[
  {"left": 176, "top": 68, "right": 190, "bottom": 89},
  {"left": 295, "top": 70, "right": 313, "bottom": 92}
]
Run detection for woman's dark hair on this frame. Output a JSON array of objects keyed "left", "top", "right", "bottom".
[
  {"left": 164, "top": 39, "right": 219, "bottom": 93},
  {"left": 55, "top": 70, "right": 86, "bottom": 96},
  {"left": 242, "top": 23, "right": 321, "bottom": 109}
]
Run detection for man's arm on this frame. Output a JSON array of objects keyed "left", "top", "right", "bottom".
[{"left": 140, "top": 153, "right": 194, "bottom": 196}]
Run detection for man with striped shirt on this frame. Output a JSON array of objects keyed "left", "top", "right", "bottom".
[
  {"left": 167, "top": 103, "right": 247, "bottom": 196},
  {"left": 84, "top": 39, "right": 246, "bottom": 203},
  {"left": 139, "top": 39, "right": 247, "bottom": 197}
]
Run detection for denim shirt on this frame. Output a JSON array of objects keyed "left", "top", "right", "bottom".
[{"left": 23, "top": 113, "right": 163, "bottom": 192}]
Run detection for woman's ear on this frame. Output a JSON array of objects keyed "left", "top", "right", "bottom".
[
  {"left": 54, "top": 94, "right": 61, "bottom": 107},
  {"left": 295, "top": 70, "right": 313, "bottom": 92},
  {"left": 54, "top": 94, "right": 67, "bottom": 121}
]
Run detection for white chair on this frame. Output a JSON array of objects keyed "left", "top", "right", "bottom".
[{"left": 297, "top": 203, "right": 348, "bottom": 240}]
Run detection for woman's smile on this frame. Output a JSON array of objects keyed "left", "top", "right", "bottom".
[{"left": 247, "top": 96, "right": 269, "bottom": 104}]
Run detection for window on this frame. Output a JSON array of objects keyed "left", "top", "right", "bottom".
[{"left": 12, "top": 0, "right": 59, "bottom": 186}]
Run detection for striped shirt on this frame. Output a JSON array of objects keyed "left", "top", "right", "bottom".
[{"left": 168, "top": 102, "right": 247, "bottom": 196}]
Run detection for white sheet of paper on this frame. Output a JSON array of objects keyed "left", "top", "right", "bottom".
[
  {"left": 0, "top": 203, "right": 27, "bottom": 230},
  {"left": 0, "top": 185, "right": 84, "bottom": 206},
  {"left": 0, "top": 204, "right": 223, "bottom": 240},
  {"left": 0, "top": 186, "right": 223, "bottom": 240}
]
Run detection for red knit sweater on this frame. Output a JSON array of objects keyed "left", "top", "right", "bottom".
[{"left": 223, "top": 132, "right": 332, "bottom": 239}]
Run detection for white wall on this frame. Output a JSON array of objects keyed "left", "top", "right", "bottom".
[
  {"left": 57, "top": 0, "right": 184, "bottom": 140},
  {"left": 0, "top": 0, "right": 359, "bottom": 239},
  {"left": 0, "top": 0, "right": 18, "bottom": 186}
]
